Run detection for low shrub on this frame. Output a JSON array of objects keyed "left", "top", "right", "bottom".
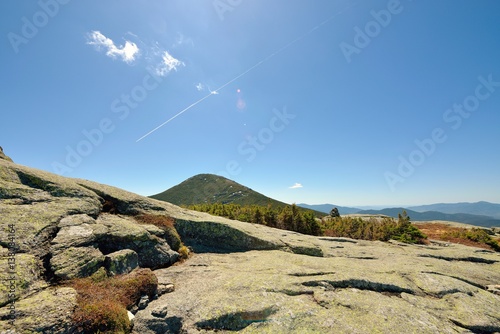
[
  {"left": 178, "top": 245, "right": 191, "bottom": 260},
  {"left": 444, "top": 227, "right": 500, "bottom": 251},
  {"left": 111, "top": 268, "right": 158, "bottom": 308},
  {"left": 414, "top": 223, "right": 500, "bottom": 252},
  {"left": 322, "top": 211, "right": 427, "bottom": 244},
  {"left": 187, "top": 203, "right": 323, "bottom": 236},
  {"left": 70, "top": 268, "right": 158, "bottom": 333},
  {"left": 74, "top": 298, "right": 129, "bottom": 334}
]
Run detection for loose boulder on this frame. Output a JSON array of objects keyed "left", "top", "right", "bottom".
[
  {"left": 330, "top": 207, "right": 340, "bottom": 218},
  {"left": 50, "top": 246, "right": 105, "bottom": 280},
  {"left": 104, "top": 249, "right": 139, "bottom": 276}
]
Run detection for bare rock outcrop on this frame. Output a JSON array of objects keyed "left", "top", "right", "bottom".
[
  {"left": 0, "top": 147, "right": 13, "bottom": 163},
  {"left": 134, "top": 242, "right": 500, "bottom": 333},
  {"left": 0, "top": 159, "right": 182, "bottom": 332},
  {"left": 1, "top": 158, "right": 499, "bottom": 333},
  {"left": 330, "top": 207, "right": 340, "bottom": 218}
]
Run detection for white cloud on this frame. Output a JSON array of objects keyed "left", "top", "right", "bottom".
[
  {"left": 155, "top": 51, "right": 185, "bottom": 76},
  {"left": 289, "top": 183, "right": 303, "bottom": 189},
  {"left": 87, "top": 31, "right": 139, "bottom": 64},
  {"left": 196, "top": 83, "right": 204, "bottom": 91}
]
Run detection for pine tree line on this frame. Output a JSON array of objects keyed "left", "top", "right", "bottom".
[
  {"left": 322, "top": 211, "right": 427, "bottom": 244},
  {"left": 186, "top": 203, "right": 323, "bottom": 236},
  {"left": 186, "top": 204, "right": 427, "bottom": 244}
]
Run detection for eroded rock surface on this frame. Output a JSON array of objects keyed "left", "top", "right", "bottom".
[
  {"left": 105, "top": 249, "right": 139, "bottom": 276},
  {"left": 1, "top": 158, "right": 499, "bottom": 333},
  {"left": 135, "top": 241, "right": 500, "bottom": 333}
]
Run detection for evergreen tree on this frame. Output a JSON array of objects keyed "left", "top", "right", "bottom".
[
  {"left": 252, "top": 207, "right": 264, "bottom": 225},
  {"left": 278, "top": 206, "right": 293, "bottom": 231},
  {"left": 304, "top": 211, "right": 322, "bottom": 236},
  {"left": 264, "top": 206, "right": 278, "bottom": 227}
]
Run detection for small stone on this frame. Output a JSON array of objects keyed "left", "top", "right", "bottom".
[
  {"left": 138, "top": 295, "right": 150, "bottom": 310},
  {"left": 151, "top": 304, "right": 168, "bottom": 318},
  {"left": 128, "top": 310, "right": 135, "bottom": 323},
  {"left": 158, "top": 283, "right": 175, "bottom": 295},
  {"left": 130, "top": 305, "right": 139, "bottom": 314},
  {"left": 487, "top": 285, "right": 500, "bottom": 296}
]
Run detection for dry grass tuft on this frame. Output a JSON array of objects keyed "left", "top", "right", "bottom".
[
  {"left": 134, "top": 214, "right": 182, "bottom": 251},
  {"left": 69, "top": 268, "right": 158, "bottom": 334},
  {"left": 134, "top": 214, "right": 175, "bottom": 229}
]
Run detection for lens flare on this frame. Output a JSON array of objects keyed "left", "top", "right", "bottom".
[{"left": 237, "top": 99, "right": 246, "bottom": 110}]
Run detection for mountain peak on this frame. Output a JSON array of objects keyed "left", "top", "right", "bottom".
[{"left": 150, "top": 173, "right": 282, "bottom": 207}]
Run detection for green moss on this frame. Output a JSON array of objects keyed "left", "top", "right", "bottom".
[
  {"left": 0, "top": 253, "right": 43, "bottom": 307},
  {"left": 51, "top": 247, "right": 105, "bottom": 280},
  {"left": 91, "top": 267, "right": 109, "bottom": 283}
]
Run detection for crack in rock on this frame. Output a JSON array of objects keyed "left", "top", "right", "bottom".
[
  {"left": 318, "top": 237, "right": 357, "bottom": 244},
  {"left": 312, "top": 294, "right": 331, "bottom": 309},
  {"left": 288, "top": 272, "right": 336, "bottom": 277},
  {"left": 421, "top": 271, "right": 486, "bottom": 290},
  {"left": 267, "top": 288, "right": 315, "bottom": 296},
  {"left": 302, "top": 279, "right": 414, "bottom": 295},
  {"left": 450, "top": 319, "right": 500, "bottom": 334},
  {"left": 418, "top": 254, "right": 498, "bottom": 264},
  {"left": 195, "top": 306, "right": 278, "bottom": 331},
  {"left": 279, "top": 239, "right": 324, "bottom": 257}
]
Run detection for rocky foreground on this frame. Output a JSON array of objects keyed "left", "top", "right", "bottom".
[{"left": 0, "top": 156, "right": 499, "bottom": 333}]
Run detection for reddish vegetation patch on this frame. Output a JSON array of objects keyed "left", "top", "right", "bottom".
[
  {"left": 135, "top": 214, "right": 175, "bottom": 229},
  {"left": 70, "top": 268, "right": 158, "bottom": 333},
  {"left": 134, "top": 214, "right": 190, "bottom": 258},
  {"left": 414, "top": 223, "right": 499, "bottom": 251}
]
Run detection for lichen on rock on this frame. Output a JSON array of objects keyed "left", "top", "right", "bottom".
[
  {"left": 50, "top": 246, "right": 105, "bottom": 280},
  {"left": 1, "top": 157, "right": 500, "bottom": 333},
  {"left": 105, "top": 249, "right": 139, "bottom": 276}
]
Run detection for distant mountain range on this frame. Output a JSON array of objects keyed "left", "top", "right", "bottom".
[
  {"left": 408, "top": 202, "right": 500, "bottom": 219},
  {"left": 357, "top": 208, "right": 500, "bottom": 228},
  {"left": 297, "top": 204, "right": 360, "bottom": 215},
  {"left": 151, "top": 174, "right": 500, "bottom": 227},
  {"left": 299, "top": 202, "right": 500, "bottom": 227}
]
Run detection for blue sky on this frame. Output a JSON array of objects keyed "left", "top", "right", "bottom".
[{"left": 1, "top": 0, "right": 499, "bottom": 207}]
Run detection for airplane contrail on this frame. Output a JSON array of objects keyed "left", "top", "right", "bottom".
[{"left": 136, "top": 4, "right": 356, "bottom": 142}]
